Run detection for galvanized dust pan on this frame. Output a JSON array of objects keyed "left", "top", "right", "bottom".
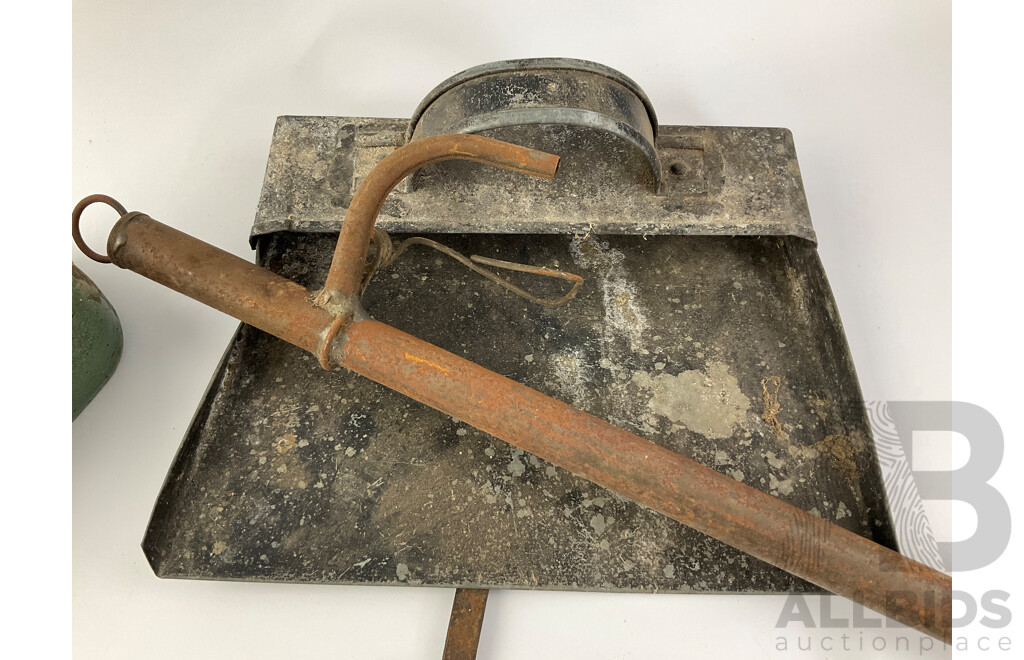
[{"left": 73, "top": 59, "right": 950, "bottom": 652}]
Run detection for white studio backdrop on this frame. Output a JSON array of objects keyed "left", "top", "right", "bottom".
[{"left": 72, "top": 1, "right": 952, "bottom": 658}]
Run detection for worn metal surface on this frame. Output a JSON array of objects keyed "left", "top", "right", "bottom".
[
  {"left": 107, "top": 213, "right": 336, "bottom": 356},
  {"left": 72, "top": 264, "right": 123, "bottom": 419},
  {"left": 340, "top": 322, "right": 950, "bottom": 641},
  {"left": 409, "top": 61, "right": 661, "bottom": 189},
  {"left": 319, "top": 134, "right": 559, "bottom": 308},
  {"left": 442, "top": 588, "right": 489, "bottom": 660},
  {"left": 105, "top": 210, "right": 947, "bottom": 639},
  {"left": 250, "top": 118, "right": 814, "bottom": 242},
  {"left": 143, "top": 230, "right": 884, "bottom": 595},
  {"left": 252, "top": 58, "right": 813, "bottom": 242},
  {"left": 82, "top": 60, "right": 951, "bottom": 641},
  {"left": 408, "top": 59, "right": 659, "bottom": 143},
  {"left": 126, "top": 225, "right": 950, "bottom": 639},
  {"left": 370, "top": 233, "right": 584, "bottom": 308}
]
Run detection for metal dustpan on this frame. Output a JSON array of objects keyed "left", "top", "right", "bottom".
[
  {"left": 73, "top": 59, "right": 950, "bottom": 644},
  {"left": 147, "top": 55, "right": 900, "bottom": 598}
]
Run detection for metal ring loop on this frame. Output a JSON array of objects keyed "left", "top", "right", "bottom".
[{"left": 72, "top": 194, "right": 128, "bottom": 264}]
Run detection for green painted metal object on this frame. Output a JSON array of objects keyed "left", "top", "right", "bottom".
[{"left": 72, "top": 264, "right": 123, "bottom": 419}]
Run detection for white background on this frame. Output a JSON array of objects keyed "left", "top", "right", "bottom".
[{"left": 35, "top": 0, "right": 1011, "bottom": 657}]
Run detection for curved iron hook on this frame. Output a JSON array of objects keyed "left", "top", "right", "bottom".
[{"left": 314, "top": 134, "right": 559, "bottom": 313}]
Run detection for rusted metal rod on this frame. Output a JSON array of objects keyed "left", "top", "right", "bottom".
[
  {"left": 317, "top": 134, "right": 559, "bottom": 310},
  {"left": 442, "top": 588, "right": 489, "bottom": 660},
  {"left": 338, "top": 318, "right": 952, "bottom": 640},
  {"left": 75, "top": 135, "right": 952, "bottom": 643},
  {"left": 102, "top": 213, "right": 337, "bottom": 355}
]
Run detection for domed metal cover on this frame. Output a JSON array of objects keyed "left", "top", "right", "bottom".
[{"left": 408, "top": 59, "right": 661, "bottom": 190}]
